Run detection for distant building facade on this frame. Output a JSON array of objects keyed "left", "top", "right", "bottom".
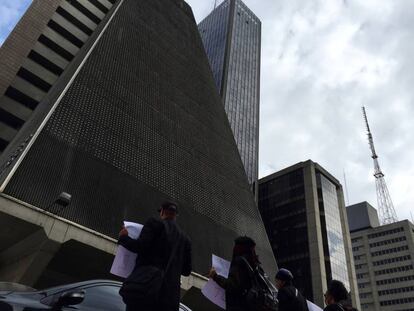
[
  {"left": 347, "top": 202, "right": 380, "bottom": 232},
  {"left": 259, "top": 160, "right": 360, "bottom": 308},
  {"left": 348, "top": 203, "right": 414, "bottom": 311},
  {"left": 198, "top": 0, "right": 261, "bottom": 189},
  {"left": 0, "top": 0, "right": 117, "bottom": 156},
  {"left": 0, "top": 0, "right": 277, "bottom": 292}
]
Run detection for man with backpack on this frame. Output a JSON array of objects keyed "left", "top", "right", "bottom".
[
  {"left": 118, "top": 202, "right": 192, "bottom": 311},
  {"left": 275, "top": 268, "right": 309, "bottom": 311},
  {"left": 208, "top": 236, "right": 277, "bottom": 311},
  {"left": 323, "top": 280, "right": 358, "bottom": 311}
]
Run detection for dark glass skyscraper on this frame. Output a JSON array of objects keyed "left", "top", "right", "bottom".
[
  {"left": 198, "top": 0, "right": 261, "bottom": 188},
  {"left": 258, "top": 161, "right": 360, "bottom": 308}
]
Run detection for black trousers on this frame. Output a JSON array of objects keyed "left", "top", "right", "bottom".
[
  {"left": 126, "top": 304, "right": 177, "bottom": 311},
  {"left": 126, "top": 304, "right": 155, "bottom": 311}
]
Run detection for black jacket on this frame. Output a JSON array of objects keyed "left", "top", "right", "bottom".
[
  {"left": 324, "top": 303, "right": 357, "bottom": 311},
  {"left": 324, "top": 305, "right": 344, "bottom": 311},
  {"left": 213, "top": 255, "right": 252, "bottom": 311},
  {"left": 118, "top": 217, "right": 192, "bottom": 310},
  {"left": 277, "top": 284, "right": 309, "bottom": 311}
]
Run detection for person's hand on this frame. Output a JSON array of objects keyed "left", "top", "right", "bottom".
[
  {"left": 119, "top": 226, "right": 128, "bottom": 237},
  {"left": 208, "top": 267, "right": 217, "bottom": 279}
]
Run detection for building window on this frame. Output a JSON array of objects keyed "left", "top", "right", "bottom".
[
  {"left": 368, "top": 227, "right": 404, "bottom": 239},
  {"left": 352, "top": 237, "right": 362, "bottom": 243},
  {"left": 380, "top": 297, "right": 414, "bottom": 306},
  {"left": 354, "top": 254, "right": 365, "bottom": 260},
  {"left": 369, "top": 236, "right": 406, "bottom": 248},
  {"left": 357, "top": 273, "right": 369, "bottom": 279},
  {"left": 376, "top": 275, "right": 414, "bottom": 285},
  {"left": 374, "top": 265, "right": 413, "bottom": 276},
  {"left": 372, "top": 255, "right": 411, "bottom": 266},
  {"left": 355, "top": 263, "right": 367, "bottom": 270},
  {"left": 359, "top": 292, "right": 372, "bottom": 299},
  {"left": 371, "top": 245, "right": 409, "bottom": 257},
  {"left": 318, "top": 174, "right": 350, "bottom": 289},
  {"left": 378, "top": 286, "right": 414, "bottom": 296},
  {"left": 358, "top": 282, "right": 370, "bottom": 289}
]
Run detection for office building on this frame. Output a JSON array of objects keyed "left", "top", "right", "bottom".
[
  {"left": 348, "top": 202, "right": 414, "bottom": 311},
  {"left": 259, "top": 160, "right": 360, "bottom": 308},
  {"left": 198, "top": 0, "right": 261, "bottom": 188},
  {"left": 0, "top": 0, "right": 117, "bottom": 155},
  {"left": 347, "top": 202, "right": 380, "bottom": 232},
  {"left": 0, "top": 0, "right": 276, "bottom": 292}
]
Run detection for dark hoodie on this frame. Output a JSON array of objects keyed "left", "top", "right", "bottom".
[
  {"left": 277, "top": 283, "right": 309, "bottom": 311},
  {"left": 213, "top": 255, "right": 252, "bottom": 311},
  {"left": 213, "top": 237, "right": 259, "bottom": 311}
]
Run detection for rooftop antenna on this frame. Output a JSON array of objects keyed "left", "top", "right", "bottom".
[
  {"left": 410, "top": 211, "right": 414, "bottom": 224},
  {"left": 343, "top": 169, "right": 350, "bottom": 206},
  {"left": 362, "top": 106, "right": 398, "bottom": 225},
  {"left": 214, "top": 0, "right": 218, "bottom": 9}
]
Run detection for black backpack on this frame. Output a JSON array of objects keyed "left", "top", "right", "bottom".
[{"left": 241, "top": 257, "right": 278, "bottom": 311}]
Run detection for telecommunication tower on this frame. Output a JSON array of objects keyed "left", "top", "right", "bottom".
[{"left": 362, "top": 107, "right": 398, "bottom": 225}]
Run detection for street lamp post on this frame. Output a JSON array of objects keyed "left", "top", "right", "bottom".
[{"left": 42, "top": 192, "right": 72, "bottom": 240}]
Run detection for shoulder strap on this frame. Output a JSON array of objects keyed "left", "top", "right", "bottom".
[
  {"left": 239, "top": 256, "right": 262, "bottom": 286},
  {"left": 337, "top": 303, "right": 345, "bottom": 311},
  {"left": 163, "top": 221, "right": 181, "bottom": 274},
  {"left": 240, "top": 256, "right": 255, "bottom": 274},
  {"left": 240, "top": 257, "right": 277, "bottom": 301}
]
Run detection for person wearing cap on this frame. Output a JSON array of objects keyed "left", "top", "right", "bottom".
[
  {"left": 323, "top": 280, "right": 357, "bottom": 311},
  {"left": 275, "top": 268, "right": 309, "bottom": 311},
  {"left": 208, "top": 236, "right": 260, "bottom": 311},
  {"left": 118, "top": 201, "right": 192, "bottom": 311}
]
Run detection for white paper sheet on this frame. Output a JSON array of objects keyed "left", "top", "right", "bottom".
[
  {"left": 307, "top": 300, "right": 323, "bottom": 311},
  {"left": 110, "top": 221, "right": 143, "bottom": 278},
  {"left": 201, "top": 255, "right": 231, "bottom": 309},
  {"left": 212, "top": 254, "right": 231, "bottom": 278},
  {"left": 123, "top": 221, "right": 143, "bottom": 239},
  {"left": 201, "top": 279, "right": 226, "bottom": 309}
]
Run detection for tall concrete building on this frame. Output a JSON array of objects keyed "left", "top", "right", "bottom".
[
  {"left": 258, "top": 160, "right": 360, "bottom": 308},
  {"left": 0, "top": 0, "right": 117, "bottom": 156},
  {"left": 347, "top": 202, "right": 414, "bottom": 311},
  {"left": 198, "top": 0, "right": 261, "bottom": 189},
  {"left": 0, "top": 0, "right": 276, "bottom": 293}
]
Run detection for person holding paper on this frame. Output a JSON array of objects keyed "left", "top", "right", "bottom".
[
  {"left": 275, "top": 268, "right": 309, "bottom": 311},
  {"left": 208, "top": 236, "right": 259, "bottom": 311},
  {"left": 118, "top": 202, "right": 192, "bottom": 311}
]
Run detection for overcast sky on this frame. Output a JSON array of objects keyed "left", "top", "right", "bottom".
[{"left": 1, "top": 0, "right": 413, "bottom": 222}]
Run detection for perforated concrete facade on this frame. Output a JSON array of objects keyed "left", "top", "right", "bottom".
[{"left": 0, "top": 0, "right": 276, "bottom": 278}]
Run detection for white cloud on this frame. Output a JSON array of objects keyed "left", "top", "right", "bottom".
[
  {"left": 0, "top": 0, "right": 412, "bottom": 223},
  {"left": 187, "top": 0, "right": 414, "bottom": 222}
]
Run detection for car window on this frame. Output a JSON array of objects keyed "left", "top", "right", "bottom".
[{"left": 64, "top": 284, "right": 125, "bottom": 311}]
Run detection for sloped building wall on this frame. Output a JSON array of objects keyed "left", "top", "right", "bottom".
[{"left": 2, "top": 0, "right": 276, "bottom": 275}]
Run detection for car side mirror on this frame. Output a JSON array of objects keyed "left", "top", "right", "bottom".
[{"left": 53, "top": 290, "right": 85, "bottom": 309}]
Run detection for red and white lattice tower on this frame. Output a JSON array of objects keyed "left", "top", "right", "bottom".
[{"left": 362, "top": 107, "right": 398, "bottom": 225}]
